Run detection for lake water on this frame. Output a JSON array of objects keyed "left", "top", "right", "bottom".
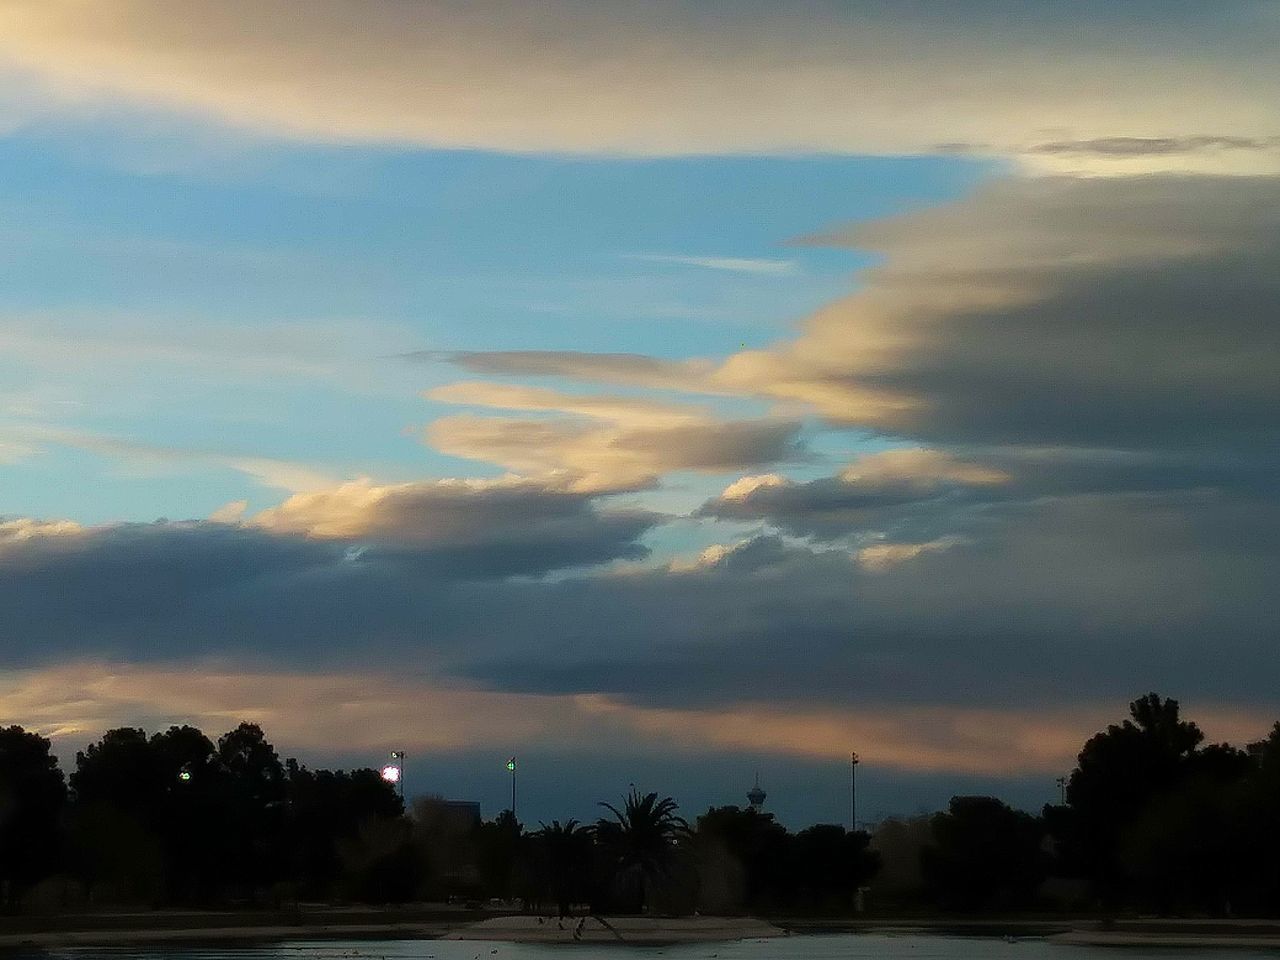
[{"left": 10, "top": 935, "right": 1280, "bottom": 960}]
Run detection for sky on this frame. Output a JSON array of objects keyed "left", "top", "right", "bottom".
[{"left": 1, "top": 0, "right": 1278, "bottom": 828}]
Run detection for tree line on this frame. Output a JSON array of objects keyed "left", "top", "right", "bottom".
[
  {"left": 2, "top": 692, "right": 1279, "bottom": 915},
  {"left": 0, "top": 720, "right": 878, "bottom": 913},
  {"left": 872, "top": 693, "right": 1280, "bottom": 915}
]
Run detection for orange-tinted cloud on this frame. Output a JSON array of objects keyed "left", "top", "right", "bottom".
[
  {"left": 0, "top": 2, "right": 1276, "bottom": 173},
  {"left": 4, "top": 662, "right": 1273, "bottom": 779},
  {"left": 426, "top": 381, "right": 803, "bottom": 492}
]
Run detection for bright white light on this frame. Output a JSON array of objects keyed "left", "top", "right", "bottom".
[{"left": 381, "top": 764, "right": 401, "bottom": 783}]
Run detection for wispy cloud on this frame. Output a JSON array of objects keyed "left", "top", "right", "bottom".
[
  {"left": 626, "top": 254, "right": 797, "bottom": 276},
  {"left": 5, "top": 423, "right": 339, "bottom": 493}
]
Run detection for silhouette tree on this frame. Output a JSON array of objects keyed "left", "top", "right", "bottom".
[
  {"left": 217, "top": 722, "right": 285, "bottom": 800},
  {"left": 150, "top": 725, "right": 221, "bottom": 903},
  {"left": 868, "top": 814, "right": 933, "bottom": 906},
  {"left": 287, "top": 762, "right": 405, "bottom": 900},
  {"left": 1240, "top": 723, "right": 1280, "bottom": 911},
  {"left": 921, "top": 796, "right": 1047, "bottom": 911},
  {"left": 791, "top": 824, "right": 880, "bottom": 911},
  {"left": 68, "top": 727, "right": 166, "bottom": 903},
  {"left": 1118, "top": 746, "right": 1251, "bottom": 915},
  {"left": 70, "top": 727, "right": 158, "bottom": 811},
  {"left": 694, "top": 805, "right": 790, "bottom": 912},
  {"left": 532, "top": 819, "right": 594, "bottom": 917},
  {"left": 1066, "top": 692, "right": 1204, "bottom": 906},
  {"left": 0, "top": 726, "right": 67, "bottom": 907},
  {"left": 598, "top": 789, "right": 688, "bottom": 913},
  {"left": 475, "top": 809, "right": 524, "bottom": 901},
  {"left": 215, "top": 723, "right": 288, "bottom": 899},
  {"left": 337, "top": 815, "right": 420, "bottom": 903}
]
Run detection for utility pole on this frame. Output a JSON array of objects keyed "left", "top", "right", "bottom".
[{"left": 850, "top": 752, "right": 860, "bottom": 831}]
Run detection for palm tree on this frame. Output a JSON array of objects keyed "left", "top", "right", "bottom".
[
  {"left": 533, "top": 819, "right": 594, "bottom": 917},
  {"left": 598, "top": 789, "right": 688, "bottom": 913}
]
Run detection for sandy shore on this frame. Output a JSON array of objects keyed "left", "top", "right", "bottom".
[
  {"left": 448, "top": 916, "right": 786, "bottom": 944},
  {"left": 0, "top": 922, "right": 455, "bottom": 950},
  {"left": 1052, "top": 930, "right": 1280, "bottom": 948},
  {"left": 8, "top": 913, "right": 1280, "bottom": 950}
]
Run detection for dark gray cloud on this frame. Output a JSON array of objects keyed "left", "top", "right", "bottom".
[
  {"left": 3, "top": 489, "right": 1276, "bottom": 715},
  {"left": 250, "top": 477, "right": 659, "bottom": 561},
  {"left": 699, "top": 445, "right": 1280, "bottom": 543},
  {"left": 0, "top": 480, "right": 660, "bottom": 666},
  {"left": 464, "top": 492, "right": 1280, "bottom": 711},
  {"left": 789, "top": 176, "right": 1280, "bottom": 455}
]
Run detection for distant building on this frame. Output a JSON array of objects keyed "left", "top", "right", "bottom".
[{"left": 747, "top": 773, "right": 767, "bottom": 811}]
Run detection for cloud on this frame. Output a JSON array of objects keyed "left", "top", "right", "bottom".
[
  {"left": 1030, "top": 135, "right": 1280, "bottom": 157},
  {"left": 0, "top": 315, "right": 413, "bottom": 387},
  {"left": 0, "top": 517, "right": 82, "bottom": 544},
  {"left": 0, "top": 481, "right": 659, "bottom": 664},
  {"left": 1020, "top": 136, "right": 1280, "bottom": 176},
  {"left": 703, "top": 177, "right": 1275, "bottom": 459},
  {"left": 574, "top": 695, "right": 1275, "bottom": 777},
  {"left": 0, "top": 2, "right": 1276, "bottom": 173},
  {"left": 6, "top": 174, "right": 1269, "bottom": 737},
  {"left": 427, "top": 382, "right": 704, "bottom": 428},
  {"left": 426, "top": 381, "right": 805, "bottom": 491},
  {"left": 5, "top": 661, "right": 1273, "bottom": 780},
  {"left": 6, "top": 423, "right": 340, "bottom": 493},
  {"left": 838, "top": 448, "right": 1008, "bottom": 488},
  {"left": 207, "top": 500, "right": 248, "bottom": 524},
  {"left": 1, "top": 487, "right": 1278, "bottom": 725},
  {"left": 699, "top": 448, "right": 1010, "bottom": 542},
  {"left": 626, "top": 255, "right": 796, "bottom": 276},
  {"left": 415, "top": 351, "right": 716, "bottom": 394},
  {"left": 457, "top": 491, "right": 1280, "bottom": 712},
  {"left": 855, "top": 537, "right": 965, "bottom": 572},
  {"left": 0, "top": 661, "right": 599, "bottom": 755},
  {"left": 0, "top": 437, "right": 39, "bottom": 465},
  {"left": 481, "top": 176, "right": 1279, "bottom": 471},
  {"left": 250, "top": 476, "right": 658, "bottom": 570}
]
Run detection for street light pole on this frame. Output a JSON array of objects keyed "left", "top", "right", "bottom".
[
  {"left": 392, "top": 750, "right": 405, "bottom": 801},
  {"left": 382, "top": 751, "right": 406, "bottom": 803},
  {"left": 507, "top": 757, "right": 517, "bottom": 822},
  {"left": 850, "top": 752, "right": 860, "bottom": 832}
]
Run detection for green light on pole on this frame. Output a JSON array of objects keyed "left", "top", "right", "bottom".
[
  {"left": 178, "top": 770, "right": 192, "bottom": 782},
  {"left": 507, "top": 757, "right": 517, "bottom": 822}
]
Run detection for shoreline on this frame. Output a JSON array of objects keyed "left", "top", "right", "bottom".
[
  {"left": 0, "top": 923, "right": 454, "bottom": 950},
  {"left": 448, "top": 915, "right": 785, "bottom": 944},
  {"left": 7, "top": 912, "right": 1280, "bottom": 950}
]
